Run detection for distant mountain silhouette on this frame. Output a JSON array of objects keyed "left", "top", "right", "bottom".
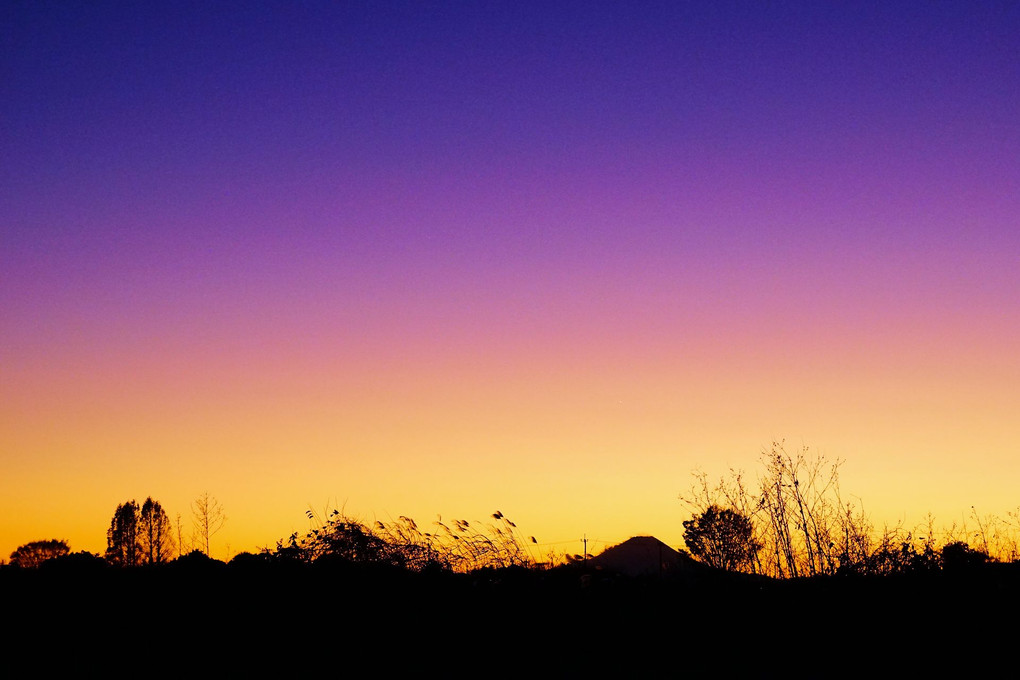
[{"left": 589, "top": 536, "right": 696, "bottom": 577}]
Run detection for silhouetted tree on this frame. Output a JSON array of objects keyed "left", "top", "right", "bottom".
[
  {"left": 139, "top": 497, "right": 174, "bottom": 564},
  {"left": 106, "top": 500, "right": 141, "bottom": 566},
  {"left": 683, "top": 505, "right": 760, "bottom": 572},
  {"left": 174, "top": 512, "right": 189, "bottom": 557},
  {"left": 9, "top": 539, "right": 70, "bottom": 568},
  {"left": 192, "top": 492, "right": 226, "bottom": 557}
]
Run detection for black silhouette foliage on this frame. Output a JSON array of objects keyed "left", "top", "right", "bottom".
[
  {"left": 941, "top": 541, "right": 991, "bottom": 571},
  {"left": 9, "top": 539, "right": 70, "bottom": 568},
  {"left": 139, "top": 497, "right": 174, "bottom": 564},
  {"left": 106, "top": 500, "right": 141, "bottom": 566},
  {"left": 274, "top": 508, "right": 537, "bottom": 573},
  {"left": 682, "top": 505, "right": 760, "bottom": 572}
]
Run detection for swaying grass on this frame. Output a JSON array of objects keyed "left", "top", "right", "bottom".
[{"left": 275, "top": 508, "right": 540, "bottom": 573}]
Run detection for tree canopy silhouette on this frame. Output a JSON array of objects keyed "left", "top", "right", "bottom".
[
  {"left": 106, "top": 500, "right": 141, "bottom": 566},
  {"left": 9, "top": 539, "right": 70, "bottom": 568},
  {"left": 139, "top": 497, "right": 174, "bottom": 564},
  {"left": 682, "top": 505, "right": 760, "bottom": 572}
]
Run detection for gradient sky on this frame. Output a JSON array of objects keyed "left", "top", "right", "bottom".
[{"left": 3, "top": 2, "right": 1019, "bottom": 561}]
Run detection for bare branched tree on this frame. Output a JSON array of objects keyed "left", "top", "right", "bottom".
[
  {"left": 681, "top": 442, "right": 874, "bottom": 578},
  {"left": 192, "top": 492, "right": 226, "bottom": 557},
  {"left": 175, "top": 513, "right": 188, "bottom": 558}
]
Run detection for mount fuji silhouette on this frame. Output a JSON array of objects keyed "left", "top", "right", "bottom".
[{"left": 589, "top": 536, "right": 698, "bottom": 577}]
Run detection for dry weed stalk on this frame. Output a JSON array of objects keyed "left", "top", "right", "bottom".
[
  {"left": 681, "top": 442, "right": 1020, "bottom": 577},
  {"left": 278, "top": 507, "right": 539, "bottom": 573}
]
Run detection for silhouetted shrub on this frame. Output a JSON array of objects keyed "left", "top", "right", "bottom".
[
  {"left": 682, "top": 505, "right": 760, "bottom": 572},
  {"left": 273, "top": 508, "right": 539, "bottom": 573},
  {"left": 39, "top": 551, "right": 107, "bottom": 573},
  {"left": 941, "top": 541, "right": 990, "bottom": 572},
  {"left": 171, "top": 549, "right": 226, "bottom": 572}
]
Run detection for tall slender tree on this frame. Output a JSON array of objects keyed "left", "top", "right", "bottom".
[
  {"left": 139, "top": 497, "right": 174, "bottom": 564},
  {"left": 175, "top": 512, "right": 188, "bottom": 558},
  {"left": 106, "top": 500, "right": 141, "bottom": 566},
  {"left": 192, "top": 492, "right": 226, "bottom": 557}
]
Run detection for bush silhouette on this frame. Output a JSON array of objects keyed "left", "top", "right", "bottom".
[
  {"left": 273, "top": 508, "right": 538, "bottom": 573},
  {"left": 941, "top": 541, "right": 990, "bottom": 572},
  {"left": 682, "top": 505, "right": 760, "bottom": 572}
]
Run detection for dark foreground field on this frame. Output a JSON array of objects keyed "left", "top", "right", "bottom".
[{"left": 6, "top": 559, "right": 1018, "bottom": 677}]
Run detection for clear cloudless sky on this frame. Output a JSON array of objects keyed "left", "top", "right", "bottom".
[{"left": 2, "top": 1, "right": 1019, "bottom": 560}]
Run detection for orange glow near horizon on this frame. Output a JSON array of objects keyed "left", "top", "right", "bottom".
[{"left": 4, "top": 303, "right": 1019, "bottom": 561}]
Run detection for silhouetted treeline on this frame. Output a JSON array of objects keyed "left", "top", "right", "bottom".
[
  {"left": 8, "top": 447, "right": 1020, "bottom": 676},
  {"left": 6, "top": 492, "right": 1020, "bottom": 676},
  {"left": 6, "top": 543, "right": 1018, "bottom": 677}
]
